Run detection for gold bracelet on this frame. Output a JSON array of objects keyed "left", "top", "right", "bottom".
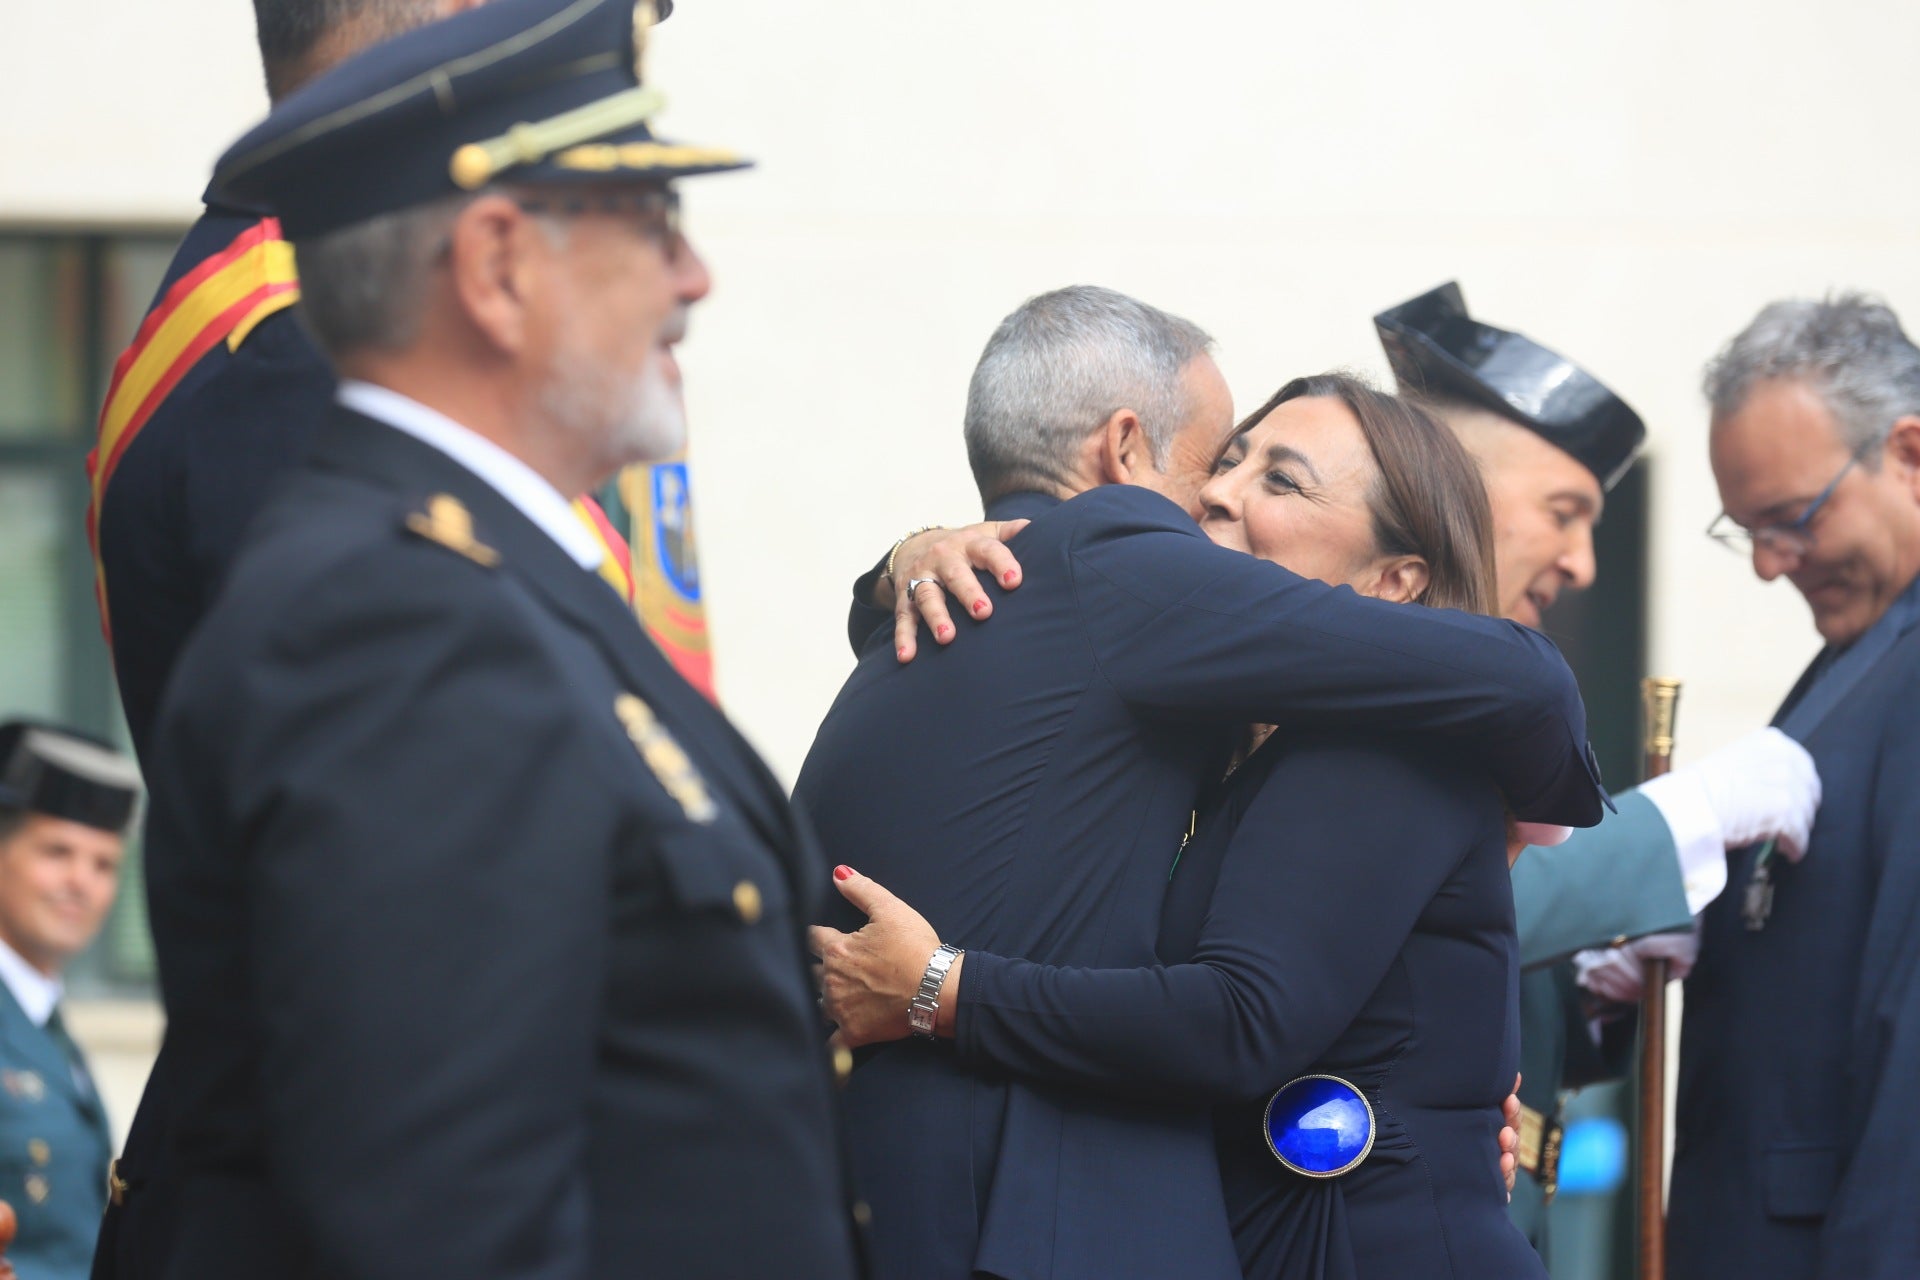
[{"left": 884, "top": 525, "right": 944, "bottom": 581}]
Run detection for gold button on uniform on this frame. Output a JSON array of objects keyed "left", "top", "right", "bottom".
[
  {"left": 25, "top": 1173, "right": 48, "bottom": 1204},
  {"left": 27, "top": 1139, "right": 49, "bottom": 1167},
  {"left": 832, "top": 1044, "right": 854, "bottom": 1085},
  {"left": 733, "top": 880, "right": 762, "bottom": 925},
  {"left": 851, "top": 1200, "right": 873, "bottom": 1227}
]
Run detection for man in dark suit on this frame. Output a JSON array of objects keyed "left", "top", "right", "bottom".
[
  {"left": 138, "top": 2, "right": 858, "bottom": 1276},
  {"left": 1668, "top": 294, "right": 1920, "bottom": 1280},
  {"left": 795, "top": 285, "right": 1606, "bottom": 1280}
]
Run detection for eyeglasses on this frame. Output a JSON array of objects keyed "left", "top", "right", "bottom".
[
  {"left": 515, "top": 187, "right": 684, "bottom": 258},
  {"left": 1706, "top": 453, "right": 1860, "bottom": 561}
]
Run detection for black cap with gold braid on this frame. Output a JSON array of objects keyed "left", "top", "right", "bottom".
[{"left": 209, "top": 0, "right": 748, "bottom": 239}]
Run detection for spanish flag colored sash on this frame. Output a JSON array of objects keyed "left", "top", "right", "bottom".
[{"left": 86, "top": 218, "right": 300, "bottom": 644}]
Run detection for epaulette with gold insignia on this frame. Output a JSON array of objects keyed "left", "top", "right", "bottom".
[
  {"left": 614, "top": 692, "right": 717, "bottom": 822},
  {"left": 405, "top": 494, "right": 500, "bottom": 567}
]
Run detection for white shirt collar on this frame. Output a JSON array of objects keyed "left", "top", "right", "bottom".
[
  {"left": 0, "top": 935, "right": 62, "bottom": 1028},
  {"left": 336, "top": 380, "right": 605, "bottom": 572}
]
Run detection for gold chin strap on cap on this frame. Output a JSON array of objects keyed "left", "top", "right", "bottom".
[{"left": 449, "top": 84, "right": 667, "bottom": 189}]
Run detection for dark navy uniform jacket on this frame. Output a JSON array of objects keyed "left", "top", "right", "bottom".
[
  {"left": 87, "top": 206, "right": 330, "bottom": 1280},
  {"left": 798, "top": 486, "right": 1601, "bottom": 1280},
  {"left": 1669, "top": 572, "right": 1920, "bottom": 1280},
  {"left": 141, "top": 408, "right": 859, "bottom": 1280},
  {"left": 93, "top": 206, "right": 332, "bottom": 765}
]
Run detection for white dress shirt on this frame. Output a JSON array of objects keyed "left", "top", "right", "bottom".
[
  {"left": 336, "top": 380, "right": 605, "bottom": 573},
  {"left": 0, "top": 934, "right": 61, "bottom": 1028}
]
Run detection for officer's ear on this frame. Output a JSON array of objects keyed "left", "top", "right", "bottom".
[
  {"left": 1098, "top": 408, "right": 1156, "bottom": 486},
  {"left": 1887, "top": 415, "right": 1920, "bottom": 503},
  {"left": 443, "top": 194, "right": 548, "bottom": 357}
]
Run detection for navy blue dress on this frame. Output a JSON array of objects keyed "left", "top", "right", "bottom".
[{"left": 956, "top": 734, "right": 1544, "bottom": 1280}]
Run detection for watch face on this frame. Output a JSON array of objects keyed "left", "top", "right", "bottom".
[{"left": 907, "top": 1003, "right": 936, "bottom": 1036}]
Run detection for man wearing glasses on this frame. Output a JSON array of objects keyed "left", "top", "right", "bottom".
[
  {"left": 133, "top": 2, "right": 863, "bottom": 1276},
  {"left": 1667, "top": 294, "right": 1920, "bottom": 1280}
]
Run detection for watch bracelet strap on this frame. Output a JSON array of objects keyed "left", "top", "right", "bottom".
[{"left": 908, "top": 943, "right": 963, "bottom": 1037}]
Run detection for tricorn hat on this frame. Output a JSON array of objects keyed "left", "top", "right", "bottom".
[
  {"left": 209, "top": 0, "right": 748, "bottom": 239},
  {"left": 0, "top": 722, "right": 142, "bottom": 835},
  {"left": 1375, "top": 282, "right": 1646, "bottom": 490}
]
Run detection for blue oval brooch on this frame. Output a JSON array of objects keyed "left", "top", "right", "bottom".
[{"left": 1263, "top": 1074, "right": 1376, "bottom": 1178}]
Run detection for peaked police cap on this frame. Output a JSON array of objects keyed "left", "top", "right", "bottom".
[{"left": 210, "top": 0, "right": 748, "bottom": 239}]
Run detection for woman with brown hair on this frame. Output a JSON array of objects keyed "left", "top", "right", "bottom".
[{"left": 817, "top": 373, "right": 1547, "bottom": 1279}]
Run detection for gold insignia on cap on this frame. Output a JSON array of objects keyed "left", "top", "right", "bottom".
[
  {"left": 613, "top": 694, "right": 718, "bottom": 823},
  {"left": 553, "top": 141, "right": 739, "bottom": 174},
  {"left": 24, "top": 1173, "right": 48, "bottom": 1205},
  {"left": 446, "top": 85, "right": 666, "bottom": 189},
  {"left": 450, "top": 143, "right": 493, "bottom": 191},
  {"left": 27, "top": 1140, "right": 49, "bottom": 1167},
  {"left": 406, "top": 495, "right": 500, "bottom": 567}
]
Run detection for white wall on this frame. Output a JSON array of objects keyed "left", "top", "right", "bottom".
[{"left": 7, "top": 0, "right": 1918, "bottom": 776}]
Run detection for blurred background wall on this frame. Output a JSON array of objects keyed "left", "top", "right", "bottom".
[{"left": 2, "top": 1, "right": 1916, "bottom": 1260}]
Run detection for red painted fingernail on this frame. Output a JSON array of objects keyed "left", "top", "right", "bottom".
[
  {"left": 1003, "top": 571, "right": 1017, "bottom": 585},
  {"left": 973, "top": 600, "right": 987, "bottom": 615},
  {"left": 834, "top": 865, "right": 854, "bottom": 881},
  {"left": 937, "top": 625, "right": 952, "bottom": 640},
  {"left": 897, "top": 647, "right": 908, "bottom": 661}
]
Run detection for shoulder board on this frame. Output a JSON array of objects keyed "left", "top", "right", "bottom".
[
  {"left": 87, "top": 217, "right": 301, "bottom": 644},
  {"left": 404, "top": 494, "right": 501, "bottom": 567}
]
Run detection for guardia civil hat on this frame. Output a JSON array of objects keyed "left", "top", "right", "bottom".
[
  {"left": 1375, "top": 282, "right": 1646, "bottom": 491},
  {"left": 0, "top": 722, "right": 142, "bottom": 835},
  {"left": 209, "top": 0, "right": 748, "bottom": 239}
]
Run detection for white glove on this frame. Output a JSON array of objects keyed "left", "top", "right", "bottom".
[
  {"left": 1655, "top": 727, "right": 1822, "bottom": 862},
  {"left": 1574, "top": 927, "right": 1701, "bottom": 1004}
]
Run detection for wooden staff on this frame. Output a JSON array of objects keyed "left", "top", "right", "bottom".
[{"left": 1638, "top": 677, "right": 1682, "bottom": 1280}]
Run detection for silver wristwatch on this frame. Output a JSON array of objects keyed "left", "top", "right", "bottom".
[{"left": 907, "top": 943, "right": 963, "bottom": 1038}]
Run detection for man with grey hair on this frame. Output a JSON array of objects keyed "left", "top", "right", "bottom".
[
  {"left": 796, "top": 284, "right": 1605, "bottom": 1280},
  {"left": 1671, "top": 293, "right": 1920, "bottom": 1280},
  {"left": 130, "top": 1, "right": 864, "bottom": 1277},
  {"left": 88, "top": 5, "right": 493, "bottom": 1277}
]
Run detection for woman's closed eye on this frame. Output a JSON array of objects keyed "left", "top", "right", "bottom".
[{"left": 1265, "top": 469, "right": 1303, "bottom": 494}]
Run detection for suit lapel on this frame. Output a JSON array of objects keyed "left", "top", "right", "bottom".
[
  {"left": 1774, "top": 575, "right": 1920, "bottom": 740},
  {"left": 306, "top": 409, "right": 799, "bottom": 862}
]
